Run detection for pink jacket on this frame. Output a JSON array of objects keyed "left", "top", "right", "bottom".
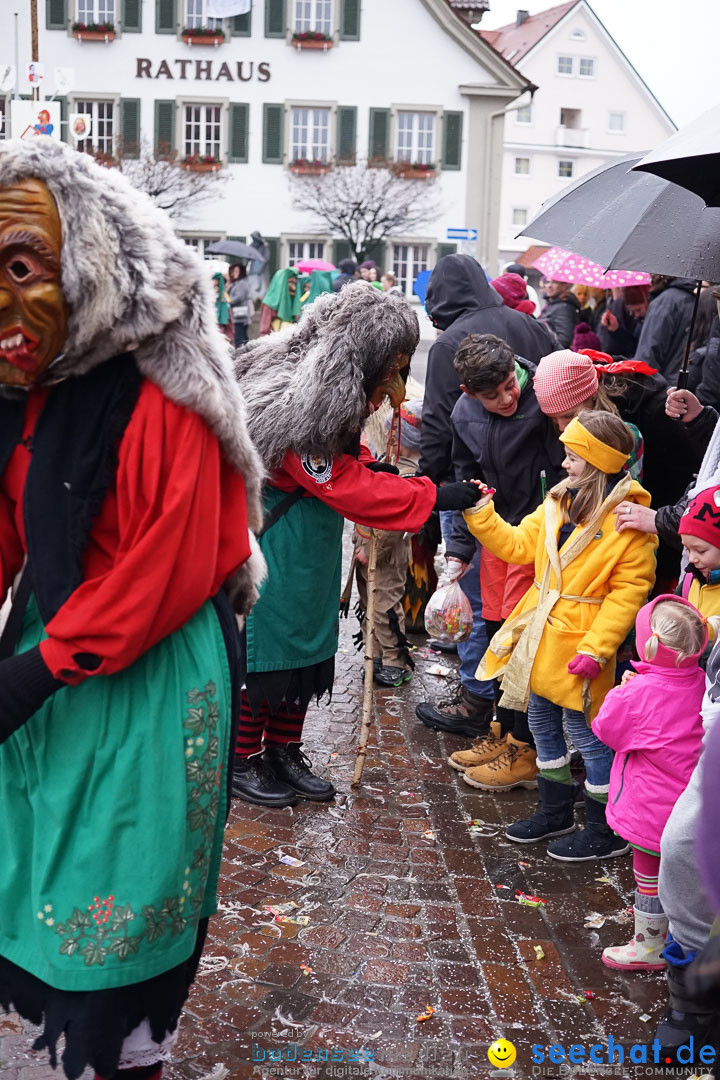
[{"left": 593, "top": 592, "right": 707, "bottom": 851}]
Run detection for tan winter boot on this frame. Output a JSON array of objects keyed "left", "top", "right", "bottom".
[
  {"left": 462, "top": 733, "right": 538, "bottom": 791},
  {"left": 602, "top": 906, "right": 668, "bottom": 971},
  {"left": 448, "top": 721, "right": 505, "bottom": 772}
]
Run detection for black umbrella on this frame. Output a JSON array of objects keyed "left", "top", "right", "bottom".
[
  {"left": 520, "top": 154, "right": 720, "bottom": 386},
  {"left": 206, "top": 240, "right": 265, "bottom": 261},
  {"left": 632, "top": 104, "right": 720, "bottom": 206}
]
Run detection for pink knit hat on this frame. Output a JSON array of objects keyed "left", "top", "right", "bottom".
[{"left": 533, "top": 350, "right": 599, "bottom": 414}]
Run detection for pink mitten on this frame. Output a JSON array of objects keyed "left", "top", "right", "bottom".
[{"left": 567, "top": 654, "right": 602, "bottom": 680}]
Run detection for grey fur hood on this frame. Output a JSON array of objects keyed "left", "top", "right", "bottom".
[
  {"left": 0, "top": 138, "right": 265, "bottom": 611},
  {"left": 235, "top": 282, "right": 420, "bottom": 469}
]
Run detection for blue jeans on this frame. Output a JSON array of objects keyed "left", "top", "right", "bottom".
[
  {"left": 439, "top": 512, "right": 492, "bottom": 700},
  {"left": 528, "top": 691, "right": 613, "bottom": 792}
]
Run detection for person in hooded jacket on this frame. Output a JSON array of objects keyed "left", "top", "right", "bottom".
[
  {"left": 417, "top": 256, "right": 556, "bottom": 733},
  {"left": 634, "top": 276, "right": 698, "bottom": 384}
]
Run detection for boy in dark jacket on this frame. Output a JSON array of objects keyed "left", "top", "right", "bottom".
[
  {"left": 539, "top": 280, "right": 582, "bottom": 349},
  {"left": 417, "top": 335, "right": 565, "bottom": 793}
]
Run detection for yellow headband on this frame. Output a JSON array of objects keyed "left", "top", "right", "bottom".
[{"left": 559, "top": 416, "right": 629, "bottom": 474}]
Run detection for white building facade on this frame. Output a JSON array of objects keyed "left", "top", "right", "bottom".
[
  {"left": 480, "top": 0, "right": 675, "bottom": 266},
  {"left": 4, "top": 0, "right": 531, "bottom": 290}
]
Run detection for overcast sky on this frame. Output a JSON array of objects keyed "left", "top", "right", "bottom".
[{"left": 481, "top": 0, "right": 714, "bottom": 128}]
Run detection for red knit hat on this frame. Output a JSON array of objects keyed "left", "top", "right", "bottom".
[
  {"left": 533, "top": 350, "right": 599, "bottom": 414},
  {"left": 492, "top": 272, "right": 533, "bottom": 313},
  {"left": 679, "top": 486, "right": 720, "bottom": 549}
]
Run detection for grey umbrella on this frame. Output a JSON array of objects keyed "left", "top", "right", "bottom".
[
  {"left": 520, "top": 154, "right": 720, "bottom": 282},
  {"left": 632, "top": 104, "right": 720, "bottom": 206},
  {"left": 206, "top": 240, "right": 265, "bottom": 261}
]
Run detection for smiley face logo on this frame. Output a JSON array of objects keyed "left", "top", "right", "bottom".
[{"left": 487, "top": 1039, "right": 517, "bottom": 1068}]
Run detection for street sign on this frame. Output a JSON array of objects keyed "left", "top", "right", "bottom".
[{"left": 447, "top": 227, "right": 478, "bottom": 242}]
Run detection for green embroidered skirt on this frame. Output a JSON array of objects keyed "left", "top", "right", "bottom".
[{"left": 0, "top": 596, "right": 231, "bottom": 992}]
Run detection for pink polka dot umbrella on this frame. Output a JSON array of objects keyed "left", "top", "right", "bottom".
[{"left": 533, "top": 247, "right": 651, "bottom": 288}]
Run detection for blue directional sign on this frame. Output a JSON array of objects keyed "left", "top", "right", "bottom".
[{"left": 447, "top": 227, "right": 478, "bottom": 241}]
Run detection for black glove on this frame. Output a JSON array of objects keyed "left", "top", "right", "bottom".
[
  {"left": 364, "top": 461, "right": 400, "bottom": 475},
  {"left": 0, "top": 647, "right": 66, "bottom": 745},
  {"left": 433, "top": 482, "right": 480, "bottom": 512}
]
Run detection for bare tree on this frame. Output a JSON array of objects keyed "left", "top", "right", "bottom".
[
  {"left": 104, "top": 139, "right": 228, "bottom": 219},
  {"left": 289, "top": 159, "right": 443, "bottom": 262}
]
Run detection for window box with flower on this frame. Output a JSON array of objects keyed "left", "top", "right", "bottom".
[
  {"left": 71, "top": 21, "right": 115, "bottom": 41},
  {"left": 181, "top": 26, "right": 226, "bottom": 46},
  {"left": 289, "top": 158, "right": 330, "bottom": 176},
  {"left": 394, "top": 161, "right": 437, "bottom": 180},
  {"left": 182, "top": 154, "right": 222, "bottom": 172},
  {"left": 291, "top": 31, "right": 333, "bottom": 50}
]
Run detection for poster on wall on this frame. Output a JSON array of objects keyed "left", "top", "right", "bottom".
[
  {"left": 206, "top": 0, "right": 251, "bottom": 15},
  {"left": 69, "top": 113, "right": 92, "bottom": 143},
  {"left": 10, "top": 100, "right": 61, "bottom": 140}
]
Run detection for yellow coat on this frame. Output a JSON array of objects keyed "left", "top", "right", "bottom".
[
  {"left": 687, "top": 577, "right": 720, "bottom": 622},
  {"left": 463, "top": 478, "right": 657, "bottom": 718}
]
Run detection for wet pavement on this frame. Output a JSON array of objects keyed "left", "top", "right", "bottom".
[{"left": 2, "top": 586, "right": 677, "bottom": 1080}]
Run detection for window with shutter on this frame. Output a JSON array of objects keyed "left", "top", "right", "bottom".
[
  {"left": 368, "top": 108, "right": 389, "bottom": 164},
  {"left": 264, "top": 237, "right": 280, "bottom": 277},
  {"left": 228, "top": 103, "right": 249, "bottom": 163},
  {"left": 435, "top": 243, "right": 457, "bottom": 263},
  {"left": 155, "top": 100, "right": 175, "bottom": 155},
  {"left": 55, "top": 96, "right": 68, "bottom": 142},
  {"left": 231, "top": 10, "right": 251, "bottom": 34},
  {"left": 336, "top": 106, "right": 356, "bottom": 164},
  {"left": 122, "top": 0, "right": 141, "bottom": 30},
  {"left": 333, "top": 239, "right": 353, "bottom": 266},
  {"left": 442, "top": 111, "right": 463, "bottom": 171},
  {"left": 156, "top": 0, "right": 176, "bottom": 33},
  {"left": 340, "top": 0, "right": 360, "bottom": 40},
  {"left": 263, "top": 103, "right": 284, "bottom": 164},
  {"left": 265, "top": 0, "right": 286, "bottom": 37},
  {"left": 46, "top": 0, "right": 67, "bottom": 29},
  {"left": 120, "top": 98, "right": 140, "bottom": 157}
]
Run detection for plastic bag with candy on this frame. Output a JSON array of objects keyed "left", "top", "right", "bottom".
[{"left": 424, "top": 580, "right": 473, "bottom": 644}]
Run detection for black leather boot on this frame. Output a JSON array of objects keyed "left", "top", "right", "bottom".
[
  {"left": 416, "top": 685, "right": 495, "bottom": 737},
  {"left": 265, "top": 743, "right": 336, "bottom": 801},
  {"left": 232, "top": 753, "right": 299, "bottom": 807}
]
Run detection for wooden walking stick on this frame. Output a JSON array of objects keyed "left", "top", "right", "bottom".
[
  {"left": 352, "top": 527, "right": 378, "bottom": 788},
  {"left": 351, "top": 404, "right": 401, "bottom": 788}
]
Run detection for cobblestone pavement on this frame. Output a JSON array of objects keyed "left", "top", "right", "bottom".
[{"left": 2, "top": 605, "right": 674, "bottom": 1080}]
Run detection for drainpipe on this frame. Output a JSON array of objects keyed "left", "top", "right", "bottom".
[{"left": 482, "top": 85, "right": 537, "bottom": 271}]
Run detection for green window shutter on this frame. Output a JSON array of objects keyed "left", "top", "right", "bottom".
[
  {"left": 155, "top": 100, "right": 175, "bottom": 155},
  {"left": 442, "top": 111, "right": 463, "bottom": 171},
  {"left": 231, "top": 10, "right": 251, "bottom": 35},
  {"left": 120, "top": 98, "right": 141, "bottom": 158},
  {"left": 228, "top": 103, "right": 249, "bottom": 164},
  {"left": 46, "top": 0, "right": 67, "bottom": 29},
  {"left": 363, "top": 240, "right": 386, "bottom": 269},
  {"left": 435, "top": 243, "right": 457, "bottom": 262},
  {"left": 122, "top": 0, "right": 142, "bottom": 31},
  {"left": 55, "top": 96, "right": 68, "bottom": 141},
  {"left": 340, "top": 0, "right": 361, "bottom": 40},
  {"left": 336, "top": 106, "right": 356, "bottom": 164},
  {"left": 333, "top": 239, "right": 353, "bottom": 265},
  {"left": 368, "top": 108, "right": 390, "bottom": 163},
  {"left": 262, "top": 103, "right": 284, "bottom": 164},
  {"left": 265, "top": 0, "right": 286, "bottom": 37},
  {"left": 155, "top": 0, "right": 176, "bottom": 34},
  {"left": 265, "top": 237, "right": 280, "bottom": 277}
]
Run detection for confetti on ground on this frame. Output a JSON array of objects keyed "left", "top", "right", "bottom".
[
  {"left": 263, "top": 903, "right": 299, "bottom": 916},
  {"left": 299, "top": 965, "right": 313, "bottom": 976},
  {"left": 277, "top": 853, "right": 305, "bottom": 868},
  {"left": 583, "top": 990, "right": 596, "bottom": 1000},
  {"left": 584, "top": 912, "right": 606, "bottom": 928},
  {"left": 197, "top": 956, "right": 229, "bottom": 974},
  {"left": 275, "top": 914, "right": 311, "bottom": 926},
  {"left": 533, "top": 945, "right": 545, "bottom": 961},
  {"left": 416, "top": 1004, "right": 435, "bottom": 1022},
  {"left": 518, "top": 861, "right": 530, "bottom": 868},
  {"left": 516, "top": 891, "right": 546, "bottom": 908},
  {"left": 423, "top": 830, "right": 436, "bottom": 841},
  {"left": 595, "top": 876, "right": 612, "bottom": 884},
  {"left": 496, "top": 884, "right": 510, "bottom": 890},
  {"left": 639, "top": 1013, "right": 651, "bottom": 1023},
  {"left": 426, "top": 664, "right": 453, "bottom": 677}
]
